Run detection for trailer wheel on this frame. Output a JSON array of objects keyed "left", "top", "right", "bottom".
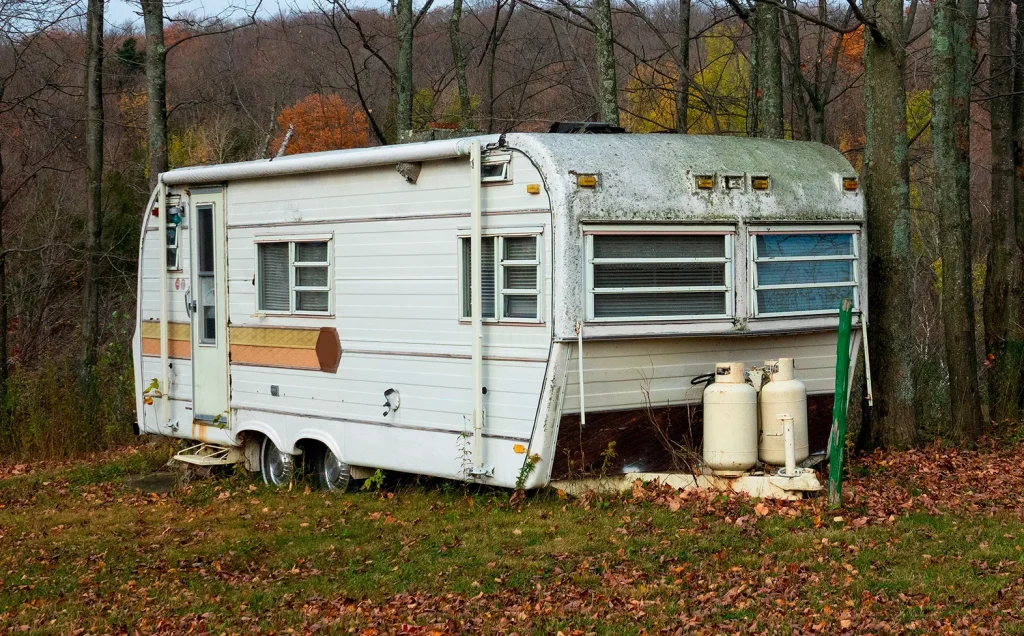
[
  {"left": 260, "top": 437, "right": 295, "bottom": 487},
  {"left": 312, "top": 445, "right": 352, "bottom": 492}
]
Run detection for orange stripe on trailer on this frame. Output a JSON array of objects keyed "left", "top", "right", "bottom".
[
  {"left": 229, "top": 344, "right": 321, "bottom": 370},
  {"left": 141, "top": 338, "right": 191, "bottom": 359}
]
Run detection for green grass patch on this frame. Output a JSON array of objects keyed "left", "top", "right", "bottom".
[{"left": 2, "top": 457, "right": 1024, "bottom": 633}]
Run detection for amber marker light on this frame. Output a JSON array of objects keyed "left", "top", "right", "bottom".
[
  {"left": 577, "top": 174, "right": 598, "bottom": 188},
  {"left": 526, "top": 183, "right": 541, "bottom": 194},
  {"left": 751, "top": 176, "right": 770, "bottom": 190},
  {"left": 695, "top": 175, "right": 714, "bottom": 190},
  {"left": 843, "top": 177, "right": 859, "bottom": 191}
]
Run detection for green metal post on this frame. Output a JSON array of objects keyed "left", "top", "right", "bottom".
[{"left": 827, "top": 298, "right": 854, "bottom": 508}]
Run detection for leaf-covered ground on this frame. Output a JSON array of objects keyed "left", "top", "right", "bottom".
[{"left": 2, "top": 441, "right": 1024, "bottom": 634}]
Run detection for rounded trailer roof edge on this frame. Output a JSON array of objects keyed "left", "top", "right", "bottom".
[{"left": 160, "top": 135, "right": 503, "bottom": 186}]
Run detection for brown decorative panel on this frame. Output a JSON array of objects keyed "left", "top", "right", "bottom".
[
  {"left": 228, "top": 325, "right": 341, "bottom": 372},
  {"left": 315, "top": 327, "right": 342, "bottom": 373}
]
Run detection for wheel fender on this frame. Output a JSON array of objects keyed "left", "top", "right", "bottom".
[
  {"left": 294, "top": 429, "right": 345, "bottom": 463},
  {"left": 234, "top": 420, "right": 287, "bottom": 455}
]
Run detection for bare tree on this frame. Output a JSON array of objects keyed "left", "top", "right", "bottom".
[
  {"left": 592, "top": 0, "right": 618, "bottom": 124},
  {"left": 142, "top": 0, "right": 166, "bottom": 189},
  {"left": 933, "top": 0, "right": 983, "bottom": 436},
  {"left": 724, "top": 0, "right": 784, "bottom": 138},
  {"left": 395, "top": 0, "right": 436, "bottom": 140},
  {"left": 985, "top": 0, "right": 1022, "bottom": 421},
  {"left": 449, "top": 0, "right": 471, "bottom": 125},
  {"left": 81, "top": 0, "right": 104, "bottom": 372},
  {"left": 675, "top": 0, "right": 690, "bottom": 132},
  {"left": 859, "top": 0, "right": 917, "bottom": 448}
]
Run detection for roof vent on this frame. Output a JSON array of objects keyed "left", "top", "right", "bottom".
[{"left": 548, "top": 122, "right": 626, "bottom": 134}]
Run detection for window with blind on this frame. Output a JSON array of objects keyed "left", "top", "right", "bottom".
[
  {"left": 751, "top": 231, "right": 859, "bottom": 316},
  {"left": 257, "top": 239, "right": 332, "bottom": 314},
  {"left": 460, "top": 234, "right": 541, "bottom": 322},
  {"left": 586, "top": 233, "right": 732, "bottom": 320}
]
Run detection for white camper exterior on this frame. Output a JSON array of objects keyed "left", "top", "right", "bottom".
[{"left": 133, "top": 133, "right": 866, "bottom": 489}]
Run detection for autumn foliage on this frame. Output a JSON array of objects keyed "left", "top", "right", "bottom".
[{"left": 271, "top": 94, "right": 370, "bottom": 155}]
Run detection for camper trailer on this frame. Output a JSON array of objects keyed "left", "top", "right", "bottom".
[{"left": 133, "top": 132, "right": 866, "bottom": 491}]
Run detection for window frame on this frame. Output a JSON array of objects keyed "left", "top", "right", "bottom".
[
  {"left": 748, "top": 226, "right": 860, "bottom": 318},
  {"left": 165, "top": 223, "right": 180, "bottom": 271},
  {"left": 584, "top": 226, "right": 735, "bottom": 323},
  {"left": 254, "top": 234, "right": 334, "bottom": 316},
  {"left": 480, "top": 153, "right": 513, "bottom": 184},
  {"left": 458, "top": 229, "right": 543, "bottom": 324}
]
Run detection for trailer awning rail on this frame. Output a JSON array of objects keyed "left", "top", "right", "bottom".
[{"left": 161, "top": 136, "right": 501, "bottom": 186}]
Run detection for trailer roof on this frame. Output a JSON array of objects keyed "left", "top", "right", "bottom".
[
  {"left": 161, "top": 132, "right": 862, "bottom": 222},
  {"left": 503, "top": 133, "right": 862, "bottom": 223}
]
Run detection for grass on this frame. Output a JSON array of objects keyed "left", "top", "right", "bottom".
[{"left": 2, "top": 443, "right": 1024, "bottom": 634}]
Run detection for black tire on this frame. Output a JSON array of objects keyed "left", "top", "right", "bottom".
[
  {"left": 311, "top": 445, "right": 352, "bottom": 492},
  {"left": 260, "top": 437, "right": 295, "bottom": 487}
]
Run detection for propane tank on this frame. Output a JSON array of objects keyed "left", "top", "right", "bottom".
[
  {"left": 758, "top": 358, "right": 808, "bottom": 466},
  {"left": 702, "top": 362, "right": 758, "bottom": 474}
]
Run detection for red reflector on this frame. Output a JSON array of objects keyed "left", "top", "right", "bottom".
[{"left": 151, "top": 208, "right": 159, "bottom": 216}]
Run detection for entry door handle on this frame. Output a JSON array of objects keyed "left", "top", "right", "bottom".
[{"left": 184, "top": 288, "right": 195, "bottom": 318}]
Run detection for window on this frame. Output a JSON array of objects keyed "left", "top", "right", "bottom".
[
  {"left": 165, "top": 224, "right": 179, "bottom": 271},
  {"left": 196, "top": 205, "right": 216, "bottom": 344},
  {"left": 751, "top": 231, "right": 859, "bottom": 316},
  {"left": 257, "top": 239, "right": 332, "bottom": 314},
  {"left": 460, "top": 234, "right": 541, "bottom": 321},
  {"left": 586, "top": 232, "right": 733, "bottom": 321},
  {"left": 481, "top": 153, "right": 512, "bottom": 183}
]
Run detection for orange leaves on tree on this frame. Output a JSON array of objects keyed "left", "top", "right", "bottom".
[
  {"left": 272, "top": 93, "right": 370, "bottom": 156},
  {"left": 837, "top": 27, "right": 864, "bottom": 74}
]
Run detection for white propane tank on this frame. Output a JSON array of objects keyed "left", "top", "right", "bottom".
[
  {"left": 702, "top": 362, "right": 758, "bottom": 474},
  {"left": 758, "top": 358, "right": 809, "bottom": 466}
]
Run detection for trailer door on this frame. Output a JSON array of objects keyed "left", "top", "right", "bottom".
[{"left": 189, "top": 188, "right": 230, "bottom": 426}]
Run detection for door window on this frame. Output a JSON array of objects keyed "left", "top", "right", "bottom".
[{"left": 196, "top": 204, "right": 216, "bottom": 344}]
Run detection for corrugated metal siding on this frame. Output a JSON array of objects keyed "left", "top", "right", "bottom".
[
  {"left": 562, "top": 332, "right": 839, "bottom": 413},
  {"left": 224, "top": 151, "right": 553, "bottom": 446}
]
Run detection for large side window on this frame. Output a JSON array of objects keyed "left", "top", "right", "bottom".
[
  {"left": 460, "top": 234, "right": 541, "bottom": 322},
  {"left": 586, "top": 232, "right": 733, "bottom": 321},
  {"left": 257, "top": 239, "right": 332, "bottom": 315},
  {"left": 750, "top": 231, "right": 859, "bottom": 316}
]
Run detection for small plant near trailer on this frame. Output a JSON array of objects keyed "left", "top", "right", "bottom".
[
  {"left": 514, "top": 452, "right": 542, "bottom": 491},
  {"left": 455, "top": 431, "right": 473, "bottom": 482},
  {"left": 598, "top": 441, "right": 617, "bottom": 479},
  {"left": 361, "top": 468, "right": 386, "bottom": 492}
]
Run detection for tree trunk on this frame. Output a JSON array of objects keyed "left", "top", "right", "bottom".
[
  {"left": 593, "top": 0, "right": 619, "bottom": 125},
  {"left": 82, "top": 0, "right": 105, "bottom": 370},
  {"left": 752, "top": 0, "right": 783, "bottom": 138},
  {"left": 449, "top": 0, "right": 471, "bottom": 127},
  {"left": 1015, "top": 0, "right": 1024, "bottom": 258},
  {"left": 675, "top": 0, "right": 690, "bottom": 132},
  {"left": 0, "top": 148, "right": 8, "bottom": 412},
  {"left": 861, "top": 2, "right": 916, "bottom": 448},
  {"left": 485, "top": 28, "right": 499, "bottom": 133},
  {"left": 395, "top": 0, "right": 414, "bottom": 140},
  {"left": 141, "top": 0, "right": 167, "bottom": 189},
  {"left": 782, "top": 0, "right": 810, "bottom": 140},
  {"left": 1009, "top": 0, "right": 1024, "bottom": 413},
  {"left": 986, "top": 0, "right": 1021, "bottom": 420},
  {"left": 932, "top": 0, "right": 983, "bottom": 437}
]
